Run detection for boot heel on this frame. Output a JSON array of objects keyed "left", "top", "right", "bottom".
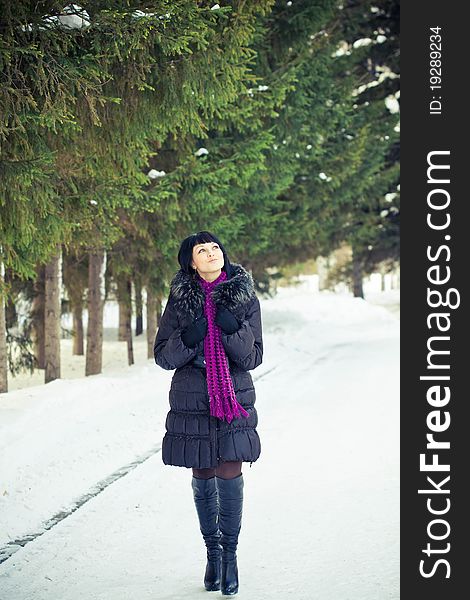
[
  {"left": 204, "top": 550, "right": 222, "bottom": 591},
  {"left": 221, "top": 558, "right": 239, "bottom": 595}
]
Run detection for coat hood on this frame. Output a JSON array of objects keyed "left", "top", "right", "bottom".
[{"left": 170, "top": 263, "right": 256, "bottom": 320}]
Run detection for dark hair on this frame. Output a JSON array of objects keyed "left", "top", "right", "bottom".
[{"left": 177, "top": 231, "right": 233, "bottom": 277}]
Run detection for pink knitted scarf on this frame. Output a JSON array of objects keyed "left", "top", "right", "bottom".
[{"left": 197, "top": 270, "right": 249, "bottom": 423}]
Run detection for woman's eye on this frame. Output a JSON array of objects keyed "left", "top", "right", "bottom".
[{"left": 198, "top": 245, "right": 218, "bottom": 253}]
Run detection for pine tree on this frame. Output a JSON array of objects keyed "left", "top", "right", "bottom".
[
  {"left": 304, "top": 0, "right": 400, "bottom": 293},
  {"left": 1, "top": 1, "right": 275, "bottom": 380}
]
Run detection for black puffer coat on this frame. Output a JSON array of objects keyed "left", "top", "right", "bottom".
[{"left": 154, "top": 263, "right": 263, "bottom": 469}]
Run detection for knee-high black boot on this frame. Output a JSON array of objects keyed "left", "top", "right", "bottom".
[
  {"left": 216, "top": 473, "right": 244, "bottom": 596},
  {"left": 191, "top": 476, "right": 222, "bottom": 591}
]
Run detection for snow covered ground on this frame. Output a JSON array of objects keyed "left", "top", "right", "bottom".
[{"left": 0, "top": 278, "right": 399, "bottom": 600}]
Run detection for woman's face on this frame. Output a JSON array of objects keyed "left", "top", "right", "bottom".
[{"left": 191, "top": 241, "right": 224, "bottom": 276}]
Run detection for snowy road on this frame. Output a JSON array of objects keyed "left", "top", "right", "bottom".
[{"left": 0, "top": 285, "right": 399, "bottom": 599}]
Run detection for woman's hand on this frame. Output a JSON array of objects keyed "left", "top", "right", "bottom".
[
  {"left": 181, "top": 316, "right": 208, "bottom": 348},
  {"left": 215, "top": 305, "right": 241, "bottom": 335}
]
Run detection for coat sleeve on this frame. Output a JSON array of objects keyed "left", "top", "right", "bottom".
[
  {"left": 221, "top": 296, "right": 263, "bottom": 371},
  {"left": 154, "top": 296, "right": 198, "bottom": 370}
]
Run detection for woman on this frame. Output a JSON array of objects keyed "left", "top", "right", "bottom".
[{"left": 153, "top": 231, "right": 263, "bottom": 596}]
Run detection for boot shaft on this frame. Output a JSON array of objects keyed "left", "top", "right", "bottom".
[
  {"left": 191, "top": 476, "right": 222, "bottom": 591},
  {"left": 191, "top": 476, "right": 219, "bottom": 536},
  {"left": 216, "top": 474, "right": 244, "bottom": 557}
]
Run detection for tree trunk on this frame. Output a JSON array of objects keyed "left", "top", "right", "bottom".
[
  {"left": 146, "top": 288, "right": 157, "bottom": 360},
  {"left": 352, "top": 248, "right": 364, "bottom": 298},
  {"left": 4, "top": 285, "right": 17, "bottom": 329},
  {"left": 117, "top": 276, "right": 132, "bottom": 346},
  {"left": 316, "top": 256, "right": 330, "bottom": 291},
  {"left": 156, "top": 296, "right": 163, "bottom": 325},
  {"left": 73, "top": 305, "right": 84, "bottom": 355},
  {"left": 44, "top": 251, "right": 61, "bottom": 383},
  {"left": 86, "top": 250, "right": 105, "bottom": 376},
  {"left": 118, "top": 301, "right": 127, "bottom": 341},
  {"left": 127, "top": 321, "right": 134, "bottom": 366},
  {"left": 125, "top": 280, "right": 134, "bottom": 366},
  {"left": 62, "top": 250, "right": 88, "bottom": 357},
  {"left": 135, "top": 278, "right": 143, "bottom": 336},
  {"left": 31, "top": 265, "right": 46, "bottom": 369},
  {"left": 0, "top": 261, "right": 8, "bottom": 394}
]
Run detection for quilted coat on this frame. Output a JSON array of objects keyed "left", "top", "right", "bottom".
[{"left": 154, "top": 263, "right": 263, "bottom": 469}]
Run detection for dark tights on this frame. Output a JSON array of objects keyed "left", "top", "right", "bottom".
[{"left": 193, "top": 461, "right": 242, "bottom": 480}]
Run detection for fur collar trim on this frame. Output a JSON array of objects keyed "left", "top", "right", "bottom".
[{"left": 170, "top": 263, "right": 255, "bottom": 320}]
